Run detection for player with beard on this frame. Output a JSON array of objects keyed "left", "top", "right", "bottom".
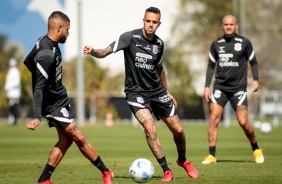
[
  {"left": 84, "top": 7, "right": 199, "bottom": 182},
  {"left": 24, "top": 11, "right": 113, "bottom": 184}
]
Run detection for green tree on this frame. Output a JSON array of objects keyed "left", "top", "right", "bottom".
[
  {"left": 167, "top": 0, "right": 282, "bottom": 93},
  {"left": 0, "top": 35, "right": 8, "bottom": 114},
  {"left": 62, "top": 56, "right": 124, "bottom": 121},
  {"left": 242, "top": 0, "right": 282, "bottom": 90},
  {"left": 163, "top": 0, "right": 233, "bottom": 118},
  {"left": 164, "top": 0, "right": 282, "bottom": 119}
]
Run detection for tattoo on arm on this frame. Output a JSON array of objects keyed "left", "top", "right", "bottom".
[
  {"left": 91, "top": 45, "right": 113, "bottom": 58},
  {"left": 156, "top": 64, "right": 168, "bottom": 91}
]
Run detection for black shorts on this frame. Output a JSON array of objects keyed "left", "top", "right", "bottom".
[
  {"left": 210, "top": 89, "right": 248, "bottom": 110},
  {"left": 126, "top": 91, "right": 177, "bottom": 120},
  {"left": 45, "top": 104, "right": 74, "bottom": 130}
]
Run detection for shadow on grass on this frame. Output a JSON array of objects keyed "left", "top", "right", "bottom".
[
  {"left": 113, "top": 176, "right": 131, "bottom": 179},
  {"left": 114, "top": 175, "right": 163, "bottom": 179},
  {"left": 217, "top": 159, "right": 254, "bottom": 163}
]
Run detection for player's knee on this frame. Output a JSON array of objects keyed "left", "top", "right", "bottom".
[
  {"left": 239, "top": 119, "right": 250, "bottom": 128},
  {"left": 54, "top": 139, "right": 73, "bottom": 156},
  {"left": 73, "top": 135, "right": 87, "bottom": 146},
  {"left": 209, "top": 114, "right": 220, "bottom": 124},
  {"left": 172, "top": 127, "right": 184, "bottom": 135}
]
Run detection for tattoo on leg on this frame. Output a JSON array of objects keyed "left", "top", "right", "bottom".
[
  {"left": 67, "top": 125, "right": 78, "bottom": 135},
  {"left": 208, "top": 132, "right": 215, "bottom": 143},
  {"left": 135, "top": 109, "right": 164, "bottom": 158},
  {"left": 146, "top": 132, "right": 163, "bottom": 158},
  {"left": 135, "top": 110, "right": 153, "bottom": 126}
]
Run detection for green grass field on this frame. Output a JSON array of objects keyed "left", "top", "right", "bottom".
[{"left": 0, "top": 122, "right": 281, "bottom": 184}]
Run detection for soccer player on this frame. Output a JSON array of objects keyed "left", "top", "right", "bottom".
[
  {"left": 24, "top": 11, "right": 113, "bottom": 184},
  {"left": 84, "top": 7, "right": 199, "bottom": 182},
  {"left": 202, "top": 15, "right": 264, "bottom": 164}
]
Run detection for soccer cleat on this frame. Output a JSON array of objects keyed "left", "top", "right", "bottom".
[
  {"left": 102, "top": 170, "right": 114, "bottom": 184},
  {"left": 253, "top": 149, "right": 264, "bottom": 163},
  {"left": 177, "top": 160, "right": 199, "bottom": 179},
  {"left": 161, "top": 170, "right": 174, "bottom": 182},
  {"left": 202, "top": 154, "right": 217, "bottom": 164},
  {"left": 36, "top": 179, "right": 53, "bottom": 184}
]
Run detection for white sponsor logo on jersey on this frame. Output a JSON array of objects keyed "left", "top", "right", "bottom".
[
  {"left": 36, "top": 37, "right": 43, "bottom": 49},
  {"left": 219, "top": 47, "right": 225, "bottom": 53},
  {"left": 135, "top": 52, "right": 154, "bottom": 70},
  {"left": 136, "top": 53, "right": 152, "bottom": 59},
  {"left": 159, "top": 94, "right": 171, "bottom": 103},
  {"left": 133, "top": 35, "right": 141, "bottom": 38},
  {"left": 218, "top": 53, "right": 239, "bottom": 67}
]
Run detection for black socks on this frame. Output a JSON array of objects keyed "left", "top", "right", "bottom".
[
  {"left": 251, "top": 142, "right": 259, "bottom": 151},
  {"left": 92, "top": 156, "right": 109, "bottom": 172},
  {"left": 38, "top": 164, "right": 55, "bottom": 182},
  {"left": 157, "top": 156, "right": 171, "bottom": 172},
  {"left": 177, "top": 149, "right": 186, "bottom": 163},
  {"left": 209, "top": 146, "right": 216, "bottom": 157}
]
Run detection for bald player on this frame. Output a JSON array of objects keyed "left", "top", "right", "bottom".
[
  {"left": 24, "top": 11, "right": 113, "bottom": 184},
  {"left": 202, "top": 15, "right": 264, "bottom": 165}
]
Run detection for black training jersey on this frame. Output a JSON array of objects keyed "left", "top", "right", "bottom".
[
  {"left": 205, "top": 34, "right": 259, "bottom": 91},
  {"left": 110, "top": 28, "right": 165, "bottom": 95},
  {"left": 24, "top": 35, "right": 69, "bottom": 120}
]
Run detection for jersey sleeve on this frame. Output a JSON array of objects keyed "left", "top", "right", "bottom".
[
  {"left": 156, "top": 39, "right": 164, "bottom": 65},
  {"left": 24, "top": 48, "right": 35, "bottom": 72},
  {"left": 205, "top": 41, "right": 217, "bottom": 87},
  {"left": 110, "top": 31, "right": 132, "bottom": 53},
  {"left": 245, "top": 39, "right": 259, "bottom": 80},
  {"left": 33, "top": 49, "right": 54, "bottom": 120}
]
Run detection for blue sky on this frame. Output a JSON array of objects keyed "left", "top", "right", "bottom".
[
  {"left": 0, "top": 0, "right": 176, "bottom": 75},
  {"left": 0, "top": 0, "right": 65, "bottom": 53}
]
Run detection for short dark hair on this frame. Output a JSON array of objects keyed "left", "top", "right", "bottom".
[
  {"left": 48, "top": 11, "right": 70, "bottom": 22},
  {"left": 48, "top": 11, "right": 70, "bottom": 30},
  {"left": 145, "top": 7, "right": 161, "bottom": 17}
]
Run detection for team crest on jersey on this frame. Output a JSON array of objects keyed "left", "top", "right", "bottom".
[
  {"left": 136, "top": 97, "right": 144, "bottom": 104},
  {"left": 234, "top": 43, "right": 242, "bottom": 51},
  {"left": 214, "top": 90, "right": 221, "bottom": 98},
  {"left": 153, "top": 45, "right": 158, "bottom": 54},
  {"left": 60, "top": 107, "right": 69, "bottom": 117}
]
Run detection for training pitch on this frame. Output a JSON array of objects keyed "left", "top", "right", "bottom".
[{"left": 0, "top": 121, "right": 281, "bottom": 184}]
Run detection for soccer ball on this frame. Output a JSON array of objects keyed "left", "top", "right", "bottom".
[
  {"left": 260, "top": 122, "right": 272, "bottom": 134},
  {"left": 129, "top": 158, "right": 154, "bottom": 183}
]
